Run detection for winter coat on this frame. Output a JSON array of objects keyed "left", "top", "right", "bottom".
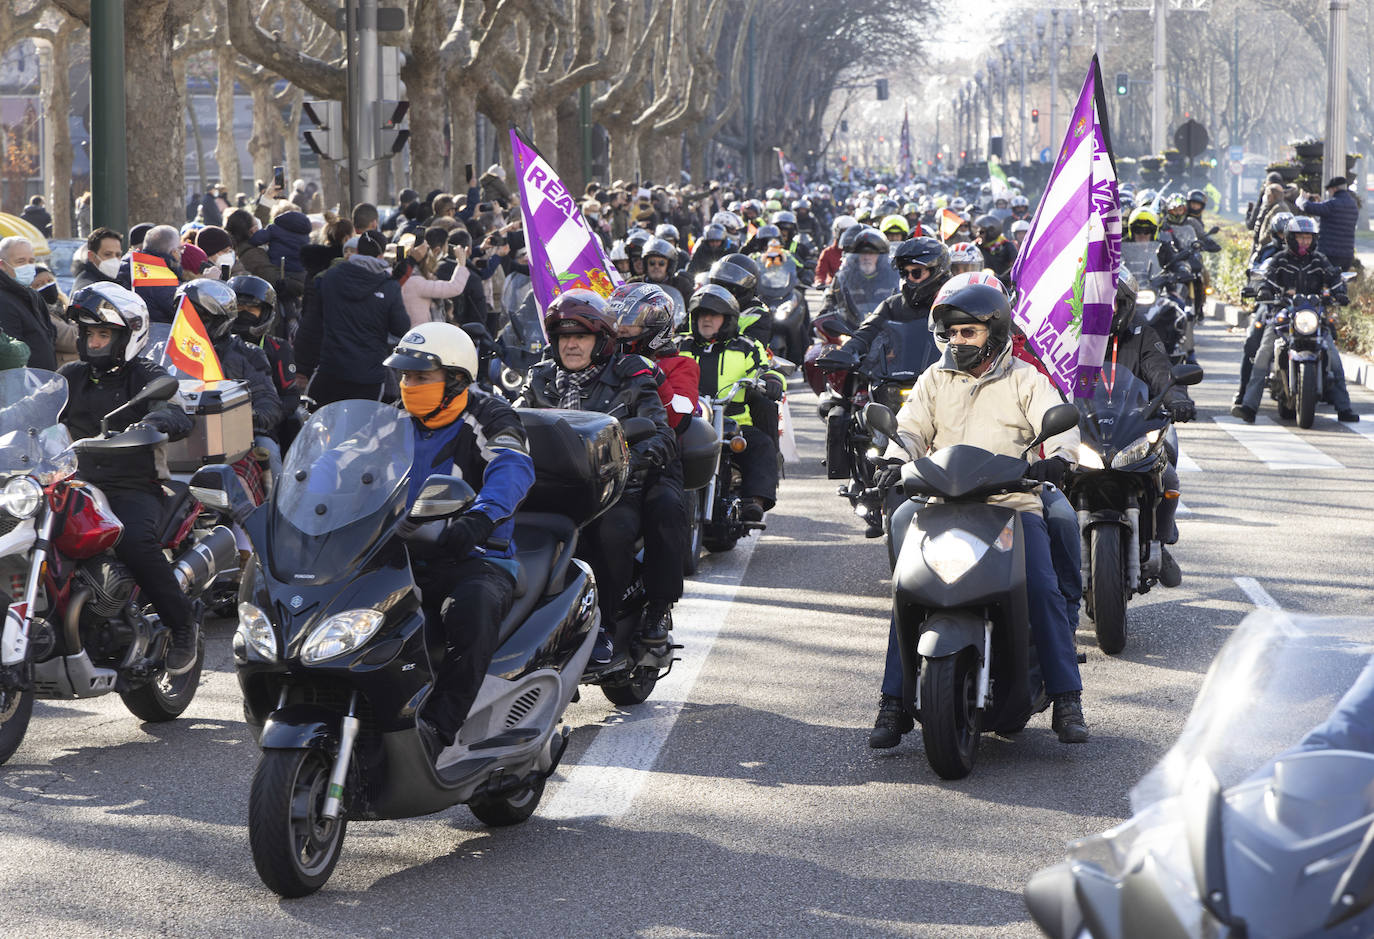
[
  {"left": 479, "top": 172, "right": 513, "bottom": 208},
  {"left": 115, "top": 250, "right": 181, "bottom": 324},
  {"left": 1263, "top": 249, "right": 1345, "bottom": 299},
  {"left": 58, "top": 358, "right": 193, "bottom": 492},
  {"left": 677, "top": 333, "right": 781, "bottom": 429},
  {"left": 400, "top": 260, "right": 470, "bottom": 327},
  {"left": 0, "top": 270, "right": 57, "bottom": 370},
  {"left": 653, "top": 351, "right": 700, "bottom": 432},
  {"left": 1297, "top": 189, "right": 1360, "bottom": 264},
  {"left": 232, "top": 238, "right": 282, "bottom": 288},
  {"left": 211, "top": 336, "right": 283, "bottom": 436},
  {"left": 884, "top": 343, "right": 1079, "bottom": 516},
  {"left": 249, "top": 210, "right": 311, "bottom": 274},
  {"left": 21, "top": 204, "right": 52, "bottom": 237},
  {"left": 294, "top": 255, "right": 409, "bottom": 385},
  {"left": 846, "top": 290, "right": 943, "bottom": 371},
  {"left": 1108, "top": 320, "right": 1191, "bottom": 408},
  {"left": 73, "top": 259, "right": 117, "bottom": 292}
]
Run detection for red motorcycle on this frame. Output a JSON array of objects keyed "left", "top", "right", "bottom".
[{"left": 0, "top": 369, "right": 237, "bottom": 765}]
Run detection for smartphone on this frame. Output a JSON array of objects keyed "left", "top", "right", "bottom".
[
  {"left": 478, "top": 202, "right": 493, "bottom": 214},
  {"left": 465, "top": 163, "right": 474, "bottom": 185},
  {"left": 489, "top": 233, "right": 506, "bottom": 246},
  {"left": 273, "top": 165, "right": 285, "bottom": 191}
]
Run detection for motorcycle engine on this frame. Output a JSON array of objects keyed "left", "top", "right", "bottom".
[{"left": 76, "top": 557, "right": 137, "bottom": 619}]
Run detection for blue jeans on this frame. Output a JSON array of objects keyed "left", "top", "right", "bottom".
[
  {"left": 1042, "top": 486, "right": 1081, "bottom": 627},
  {"left": 881, "top": 511, "right": 1082, "bottom": 698}
]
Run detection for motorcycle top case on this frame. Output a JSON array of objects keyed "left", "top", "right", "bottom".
[
  {"left": 678, "top": 417, "right": 719, "bottom": 491},
  {"left": 517, "top": 408, "right": 630, "bottom": 526},
  {"left": 167, "top": 379, "right": 253, "bottom": 471}
]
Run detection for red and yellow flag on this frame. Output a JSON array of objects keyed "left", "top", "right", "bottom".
[
  {"left": 939, "top": 208, "right": 964, "bottom": 243},
  {"left": 130, "top": 251, "right": 178, "bottom": 288},
  {"left": 166, "top": 296, "right": 224, "bottom": 382}
]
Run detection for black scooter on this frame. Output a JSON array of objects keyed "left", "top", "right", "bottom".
[
  {"left": 196, "top": 402, "right": 631, "bottom": 897},
  {"left": 867, "top": 401, "right": 1081, "bottom": 780}
]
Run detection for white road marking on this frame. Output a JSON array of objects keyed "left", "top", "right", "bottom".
[
  {"left": 1211, "top": 414, "right": 1343, "bottom": 471},
  {"left": 1233, "top": 576, "right": 1305, "bottom": 636},
  {"left": 1176, "top": 445, "right": 1201, "bottom": 473},
  {"left": 543, "top": 534, "right": 760, "bottom": 819},
  {"left": 1339, "top": 416, "right": 1374, "bottom": 447},
  {"left": 1175, "top": 499, "right": 1191, "bottom": 517}
]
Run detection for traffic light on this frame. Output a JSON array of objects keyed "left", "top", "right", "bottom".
[
  {"left": 301, "top": 100, "right": 343, "bottom": 161},
  {"left": 876, "top": 78, "right": 889, "bottom": 101},
  {"left": 959, "top": 150, "right": 967, "bottom": 160},
  {"left": 378, "top": 100, "right": 410, "bottom": 155},
  {"left": 1116, "top": 73, "right": 1128, "bottom": 96},
  {"left": 1031, "top": 108, "right": 1039, "bottom": 124}
]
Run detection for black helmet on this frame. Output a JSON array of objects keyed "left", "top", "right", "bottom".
[
  {"left": 1112, "top": 266, "right": 1138, "bottom": 335},
  {"left": 931, "top": 283, "right": 1012, "bottom": 370},
  {"left": 892, "top": 236, "right": 951, "bottom": 309},
  {"left": 227, "top": 274, "right": 278, "bottom": 340},
  {"left": 708, "top": 253, "right": 760, "bottom": 305},
  {"left": 174, "top": 278, "right": 238, "bottom": 341},
  {"left": 543, "top": 289, "right": 619, "bottom": 366},
  {"left": 68, "top": 282, "right": 150, "bottom": 373},
  {"left": 688, "top": 283, "right": 740, "bottom": 340},
  {"left": 1285, "top": 215, "right": 1319, "bottom": 255},
  {"left": 975, "top": 213, "right": 1002, "bottom": 239},
  {"left": 642, "top": 237, "right": 676, "bottom": 266},
  {"left": 653, "top": 223, "right": 680, "bottom": 245},
  {"left": 848, "top": 226, "right": 889, "bottom": 255},
  {"left": 609, "top": 282, "right": 676, "bottom": 356},
  {"left": 1186, "top": 188, "right": 1207, "bottom": 208},
  {"left": 754, "top": 224, "right": 781, "bottom": 243},
  {"left": 625, "top": 227, "right": 653, "bottom": 256},
  {"left": 1269, "top": 211, "right": 1294, "bottom": 241}
]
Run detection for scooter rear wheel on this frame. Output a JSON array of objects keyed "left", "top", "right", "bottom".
[
  {"left": 918, "top": 649, "right": 982, "bottom": 780},
  {"left": 683, "top": 489, "right": 703, "bottom": 576},
  {"left": 0, "top": 686, "right": 34, "bottom": 766},
  {"left": 249, "top": 748, "right": 347, "bottom": 898},
  {"left": 121, "top": 635, "right": 204, "bottom": 723},
  {"left": 601, "top": 665, "right": 659, "bottom": 706},
  {"left": 468, "top": 777, "right": 547, "bottom": 826}
]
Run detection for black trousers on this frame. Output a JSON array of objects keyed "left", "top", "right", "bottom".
[
  {"left": 579, "top": 489, "right": 643, "bottom": 647},
  {"left": 641, "top": 470, "right": 687, "bottom": 609},
  {"left": 106, "top": 487, "right": 195, "bottom": 636},
  {"left": 308, "top": 372, "right": 382, "bottom": 407},
  {"left": 415, "top": 557, "right": 515, "bottom": 739},
  {"left": 737, "top": 425, "right": 780, "bottom": 508},
  {"left": 1238, "top": 314, "right": 1265, "bottom": 392}
]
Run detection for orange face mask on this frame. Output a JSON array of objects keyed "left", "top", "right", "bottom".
[{"left": 401, "top": 380, "right": 468, "bottom": 429}]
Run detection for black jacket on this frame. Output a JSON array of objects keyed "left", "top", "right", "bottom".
[
  {"left": 211, "top": 336, "right": 283, "bottom": 435},
  {"left": 1109, "top": 321, "right": 1190, "bottom": 408},
  {"left": 295, "top": 256, "right": 409, "bottom": 384},
  {"left": 1262, "top": 250, "right": 1344, "bottom": 300},
  {"left": 0, "top": 270, "right": 57, "bottom": 370},
  {"left": 521, "top": 354, "right": 676, "bottom": 482},
  {"left": 73, "top": 260, "right": 118, "bottom": 292},
  {"left": 435, "top": 258, "right": 492, "bottom": 331},
  {"left": 58, "top": 358, "right": 193, "bottom": 492},
  {"left": 846, "top": 291, "right": 942, "bottom": 369}
]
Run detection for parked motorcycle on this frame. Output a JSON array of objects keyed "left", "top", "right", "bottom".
[
  {"left": 1263, "top": 292, "right": 1345, "bottom": 428},
  {"left": 757, "top": 254, "right": 810, "bottom": 363},
  {"left": 1068, "top": 363, "right": 1203, "bottom": 655},
  {"left": 1026, "top": 609, "right": 1374, "bottom": 937},
  {"left": 215, "top": 401, "right": 626, "bottom": 897},
  {"left": 866, "top": 400, "right": 1081, "bottom": 779},
  {"left": 0, "top": 369, "right": 236, "bottom": 765}
]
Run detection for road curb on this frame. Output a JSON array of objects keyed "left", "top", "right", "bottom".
[{"left": 1208, "top": 297, "right": 1374, "bottom": 394}]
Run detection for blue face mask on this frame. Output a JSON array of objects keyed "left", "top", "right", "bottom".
[{"left": 10, "top": 263, "right": 36, "bottom": 286}]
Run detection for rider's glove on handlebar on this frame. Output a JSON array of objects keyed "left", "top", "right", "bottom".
[
  {"left": 872, "top": 462, "right": 903, "bottom": 491},
  {"left": 1024, "top": 455, "right": 1070, "bottom": 489},
  {"left": 1168, "top": 398, "right": 1196, "bottom": 423},
  {"left": 439, "top": 511, "right": 496, "bottom": 557},
  {"left": 762, "top": 373, "right": 785, "bottom": 401}
]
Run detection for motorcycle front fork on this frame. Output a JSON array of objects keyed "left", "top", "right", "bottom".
[{"left": 1, "top": 509, "right": 55, "bottom": 668}]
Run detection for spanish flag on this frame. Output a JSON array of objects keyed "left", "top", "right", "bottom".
[
  {"left": 939, "top": 208, "right": 964, "bottom": 243},
  {"left": 166, "top": 295, "right": 224, "bottom": 382},
  {"left": 130, "top": 251, "right": 178, "bottom": 288}
]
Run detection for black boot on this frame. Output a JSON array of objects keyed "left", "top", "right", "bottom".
[
  {"left": 1051, "top": 692, "right": 1089, "bottom": 744},
  {"left": 868, "top": 694, "right": 914, "bottom": 749},
  {"left": 164, "top": 621, "right": 200, "bottom": 676},
  {"left": 639, "top": 604, "right": 671, "bottom": 644},
  {"left": 1158, "top": 546, "right": 1182, "bottom": 588},
  {"left": 740, "top": 498, "right": 765, "bottom": 523}
]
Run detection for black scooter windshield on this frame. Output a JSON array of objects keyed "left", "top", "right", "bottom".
[
  {"left": 269, "top": 400, "right": 413, "bottom": 585},
  {"left": 1077, "top": 365, "right": 1165, "bottom": 457},
  {"left": 757, "top": 257, "right": 798, "bottom": 302},
  {"left": 905, "top": 444, "right": 1029, "bottom": 500}
]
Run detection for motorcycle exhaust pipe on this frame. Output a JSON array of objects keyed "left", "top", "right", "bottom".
[{"left": 172, "top": 525, "right": 239, "bottom": 595}]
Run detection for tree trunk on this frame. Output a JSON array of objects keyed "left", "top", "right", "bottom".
[
  {"left": 555, "top": 95, "right": 582, "bottom": 190},
  {"left": 186, "top": 97, "right": 209, "bottom": 196},
  {"left": 247, "top": 78, "right": 276, "bottom": 196},
  {"left": 531, "top": 102, "right": 559, "bottom": 171},
  {"left": 41, "top": 28, "right": 76, "bottom": 239},
  {"left": 447, "top": 79, "right": 478, "bottom": 194},
  {"left": 605, "top": 122, "right": 639, "bottom": 183},
  {"left": 282, "top": 88, "right": 302, "bottom": 187},
  {"left": 402, "top": 0, "right": 446, "bottom": 196},
  {"left": 213, "top": 44, "right": 240, "bottom": 194},
  {"left": 125, "top": 1, "right": 191, "bottom": 226}
]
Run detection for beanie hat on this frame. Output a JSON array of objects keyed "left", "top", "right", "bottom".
[
  {"left": 180, "top": 243, "right": 209, "bottom": 274},
  {"left": 128, "top": 222, "right": 154, "bottom": 248},
  {"left": 358, "top": 230, "right": 387, "bottom": 257},
  {"left": 196, "top": 225, "right": 232, "bottom": 257}
]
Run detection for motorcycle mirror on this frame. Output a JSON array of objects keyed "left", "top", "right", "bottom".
[
  {"left": 619, "top": 416, "right": 658, "bottom": 446},
  {"left": 862, "top": 402, "right": 899, "bottom": 440},
  {"left": 410, "top": 474, "right": 477, "bottom": 520},
  {"left": 1022, "top": 864, "right": 1087, "bottom": 938},
  {"left": 1342, "top": 271, "right": 1359, "bottom": 283},
  {"left": 1208, "top": 225, "right": 1220, "bottom": 235},
  {"left": 1170, "top": 363, "right": 1204, "bottom": 387},
  {"left": 189, "top": 463, "right": 258, "bottom": 525},
  {"left": 770, "top": 356, "right": 798, "bottom": 377},
  {"left": 1034, "top": 403, "right": 1080, "bottom": 444},
  {"left": 100, "top": 373, "right": 181, "bottom": 436}
]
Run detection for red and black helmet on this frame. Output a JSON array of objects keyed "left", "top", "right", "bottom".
[{"left": 544, "top": 289, "right": 619, "bottom": 366}]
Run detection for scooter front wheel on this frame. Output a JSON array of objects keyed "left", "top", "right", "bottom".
[
  {"left": 249, "top": 748, "right": 348, "bottom": 897},
  {"left": 918, "top": 649, "right": 982, "bottom": 780},
  {"left": 0, "top": 686, "right": 34, "bottom": 766}
]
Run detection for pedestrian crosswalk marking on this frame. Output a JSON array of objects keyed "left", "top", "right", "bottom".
[
  {"left": 1176, "top": 446, "right": 1201, "bottom": 473},
  {"left": 1211, "top": 415, "right": 1344, "bottom": 471}
]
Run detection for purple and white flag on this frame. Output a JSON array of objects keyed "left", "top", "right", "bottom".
[
  {"left": 510, "top": 127, "right": 622, "bottom": 314},
  {"left": 1010, "top": 57, "right": 1121, "bottom": 398}
]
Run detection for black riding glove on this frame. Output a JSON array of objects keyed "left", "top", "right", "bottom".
[
  {"left": 762, "top": 373, "right": 785, "bottom": 401},
  {"left": 1168, "top": 398, "right": 1196, "bottom": 423},
  {"left": 818, "top": 346, "right": 859, "bottom": 371},
  {"left": 1025, "top": 456, "right": 1069, "bottom": 489},
  {"left": 872, "top": 461, "right": 904, "bottom": 491},
  {"left": 439, "top": 511, "right": 495, "bottom": 557}
]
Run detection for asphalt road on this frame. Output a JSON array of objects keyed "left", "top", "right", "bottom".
[{"left": 3, "top": 317, "right": 1371, "bottom": 937}]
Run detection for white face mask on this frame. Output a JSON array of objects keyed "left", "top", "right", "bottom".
[
  {"left": 217, "top": 250, "right": 236, "bottom": 268},
  {"left": 97, "top": 256, "right": 122, "bottom": 279}
]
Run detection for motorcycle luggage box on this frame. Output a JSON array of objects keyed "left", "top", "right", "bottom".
[
  {"left": 678, "top": 417, "right": 719, "bottom": 491},
  {"left": 166, "top": 379, "right": 253, "bottom": 471},
  {"left": 518, "top": 408, "right": 629, "bottom": 526}
]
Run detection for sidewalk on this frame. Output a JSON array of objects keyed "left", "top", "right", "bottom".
[{"left": 1208, "top": 297, "right": 1374, "bottom": 392}]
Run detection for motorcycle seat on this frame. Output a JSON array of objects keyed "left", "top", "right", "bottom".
[{"left": 494, "top": 522, "right": 563, "bottom": 646}]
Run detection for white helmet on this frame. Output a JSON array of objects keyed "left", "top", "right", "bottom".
[
  {"left": 1011, "top": 219, "right": 1031, "bottom": 235},
  {"left": 68, "top": 282, "right": 150, "bottom": 370},
  {"left": 948, "top": 241, "right": 983, "bottom": 269},
  {"left": 385, "top": 321, "right": 479, "bottom": 383},
  {"left": 609, "top": 239, "right": 629, "bottom": 261},
  {"left": 831, "top": 214, "right": 858, "bottom": 237}
]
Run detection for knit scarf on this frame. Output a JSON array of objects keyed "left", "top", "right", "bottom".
[{"left": 554, "top": 362, "right": 604, "bottom": 409}]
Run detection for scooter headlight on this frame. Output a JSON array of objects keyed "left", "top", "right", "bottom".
[
  {"left": 1076, "top": 444, "right": 1105, "bottom": 470},
  {"left": 1293, "top": 309, "right": 1319, "bottom": 335},
  {"left": 234, "top": 601, "right": 278, "bottom": 661},
  {"left": 774, "top": 300, "right": 795, "bottom": 321},
  {"left": 300, "top": 609, "right": 385, "bottom": 664},
  {"left": 1111, "top": 435, "right": 1153, "bottom": 469},
  {"left": 920, "top": 528, "right": 989, "bottom": 585},
  {"left": 0, "top": 476, "right": 43, "bottom": 519}
]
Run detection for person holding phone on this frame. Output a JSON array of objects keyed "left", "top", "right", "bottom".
[{"left": 398, "top": 229, "right": 472, "bottom": 327}]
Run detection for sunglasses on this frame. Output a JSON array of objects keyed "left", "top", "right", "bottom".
[
  {"left": 646, "top": 258, "right": 669, "bottom": 267},
  {"left": 940, "top": 325, "right": 987, "bottom": 340},
  {"left": 901, "top": 266, "right": 931, "bottom": 281}
]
